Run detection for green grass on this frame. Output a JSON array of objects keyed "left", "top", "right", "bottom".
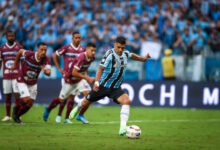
[{"left": 0, "top": 105, "right": 220, "bottom": 150}]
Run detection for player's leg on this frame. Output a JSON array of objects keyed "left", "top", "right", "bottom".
[
  {"left": 56, "top": 99, "right": 67, "bottom": 123},
  {"left": 14, "top": 93, "right": 21, "bottom": 107},
  {"left": 2, "top": 80, "right": 12, "bottom": 121},
  {"left": 75, "top": 79, "right": 91, "bottom": 123},
  {"left": 76, "top": 90, "right": 90, "bottom": 124},
  {"left": 56, "top": 79, "right": 68, "bottom": 123},
  {"left": 12, "top": 79, "right": 21, "bottom": 107},
  {"left": 13, "top": 82, "right": 37, "bottom": 123},
  {"left": 17, "top": 97, "right": 34, "bottom": 119},
  {"left": 2, "top": 94, "right": 12, "bottom": 121},
  {"left": 69, "top": 86, "right": 107, "bottom": 120},
  {"left": 44, "top": 82, "right": 76, "bottom": 122},
  {"left": 116, "top": 93, "right": 131, "bottom": 136},
  {"left": 63, "top": 95, "right": 74, "bottom": 124},
  {"left": 69, "top": 98, "right": 92, "bottom": 120}
]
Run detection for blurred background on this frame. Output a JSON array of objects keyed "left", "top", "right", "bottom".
[{"left": 0, "top": 0, "right": 220, "bottom": 82}]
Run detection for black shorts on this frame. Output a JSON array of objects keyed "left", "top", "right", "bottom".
[{"left": 86, "top": 86, "right": 125, "bottom": 104}]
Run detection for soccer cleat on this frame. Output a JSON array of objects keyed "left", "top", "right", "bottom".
[
  {"left": 14, "top": 117, "right": 22, "bottom": 124},
  {"left": 119, "top": 126, "right": 127, "bottom": 136},
  {"left": 76, "top": 115, "right": 89, "bottom": 124},
  {"left": 55, "top": 116, "right": 61, "bottom": 123},
  {"left": 2, "top": 116, "right": 11, "bottom": 121},
  {"left": 69, "top": 107, "right": 79, "bottom": 120},
  {"left": 43, "top": 107, "right": 50, "bottom": 122},
  {"left": 64, "top": 119, "right": 72, "bottom": 124}
]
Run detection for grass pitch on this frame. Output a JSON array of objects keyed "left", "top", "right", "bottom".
[{"left": 0, "top": 105, "right": 220, "bottom": 150}]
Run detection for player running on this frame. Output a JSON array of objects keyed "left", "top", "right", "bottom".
[
  {"left": 0, "top": 31, "right": 23, "bottom": 121},
  {"left": 47, "top": 31, "right": 91, "bottom": 124},
  {"left": 69, "top": 36, "right": 151, "bottom": 136},
  {"left": 11, "top": 42, "right": 51, "bottom": 123},
  {"left": 43, "top": 43, "right": 96, "bottom": 123}
]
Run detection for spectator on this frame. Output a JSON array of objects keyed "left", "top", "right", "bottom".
[
  {"left": 127, "top": 32, "right": 142, "bottom": 54},
  {"left": 0, "top": 0, "right": 219, "bottom": 58},
  {"left": 208, "top": 28, "right": 220, "bottom": 54},
  {"left": 162, "top": 19, "right": 176, "bottom": 48}
]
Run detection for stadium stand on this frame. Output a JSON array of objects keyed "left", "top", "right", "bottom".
[{"left": 0, "top": 0, "right": 220, "bottom": 81}]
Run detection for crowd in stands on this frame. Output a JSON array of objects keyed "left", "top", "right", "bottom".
[{"left": 0, "top": 0, "right": 220, "bottom": 58}]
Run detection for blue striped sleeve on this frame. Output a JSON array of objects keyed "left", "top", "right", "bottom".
[
  {"left": 124, "top": 50, "right": 131, "bottom": 58},
  {"left": 100, "top": 50, "right": 113, "bottom": 68}
]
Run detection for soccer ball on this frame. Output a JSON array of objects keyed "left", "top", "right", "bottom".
[{"left": 126, "top": 125, "right": 141, "bottom": 139}]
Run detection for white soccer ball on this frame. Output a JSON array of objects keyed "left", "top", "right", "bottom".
[{"left": 126, "top": 125, "right": 141, "bottom": 139}]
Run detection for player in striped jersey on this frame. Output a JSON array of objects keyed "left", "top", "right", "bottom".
[
  {"left": 69, "top": 36, "right": 151, "bottom": 136},
  {"left": 44, "top": 32, "right": 90, "bottom": 124},
  {"left": 0, "top": 31, "right": 23, "bottom": 121}
]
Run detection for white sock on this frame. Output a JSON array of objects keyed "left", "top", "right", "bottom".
[{"left": 120, "top": 105, "right": 130, "bottom": 129}]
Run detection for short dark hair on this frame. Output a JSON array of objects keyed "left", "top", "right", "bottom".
[
  {"left": 6, "top": 30, "right": 14, "bottom": 36},
  {"left": 72, "top": 31, "right": 80, "bottom": 36},
  {"left": 116, "top": 36, "right": 126, "bottom": 44},
  {"left": 86, "top": 42, "right": 96, "bottom": 48},
  {"left": 37, "top": 42, "right": 47, "bottom": 48}
]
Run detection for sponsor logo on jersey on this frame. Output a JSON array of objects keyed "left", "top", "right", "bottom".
[
  {"left": 5, "top": 60, "right": 14, "bottom": 68},
  {"left": 26, "top": 71, "right": 37, "bottom": 79},
  {"left": 2, "top": 52, "right": 17, "bottom": 56},
  {"left": 4, "top": 69, "right": 9, "bottom": 74},
  {"left": 65, "top": 53, "right": 79, "bottom": 57}
]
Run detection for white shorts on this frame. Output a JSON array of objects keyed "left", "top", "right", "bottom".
[
  {"left": 59, "top": 79, "right": 91, "bottom": 100},
  {"left": 17, "top": 82, "right": 38, "bottom": 100},
  {"left": 3, "top": 79, "right": 19, "bottom": 94}
]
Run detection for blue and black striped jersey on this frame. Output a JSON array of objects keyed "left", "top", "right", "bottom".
[{"left": 99, "top": 48, "right": 131, "bottom": 88}]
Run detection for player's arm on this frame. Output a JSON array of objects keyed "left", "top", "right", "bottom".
[
  {"left": 11, "top": 49, "right": 25, "bottom": 70},
  {"left": 72, "top": 68, "right": 95, "bottom": 84},
  {"left": 95, "top": 66, "right": 104, "bottom": 84},
  {"left": 93, "top": 66, "right": 104, "bottom": 92},
  {"left": 52, "top": 53, "right": 65, "bottom": 74},
  {"left": 130, "top": 53, "right": 151, "bottom": 62},
  {"left": 93, "top": 51, "right": 112, "bottom": 91}
]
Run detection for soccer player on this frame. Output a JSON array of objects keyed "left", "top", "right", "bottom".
[
  {"left": 11, "top": 42, "right": 51, "bottom": 123},
  {"left": 49, "top": 31, "right": 91, "bottom": 124},
  {"left": 69, "top": 36, "right": 151, "bottom": 136},
  {"left": 43, "top": 43, "right": 96, "bottom": 123},
  {"left": 0, "top": 31, "right": 23, "bottom": 121}
]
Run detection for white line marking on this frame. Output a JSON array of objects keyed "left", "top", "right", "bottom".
[
  {"left": 90, "top": 119, "right": 220, "bottom": 124},
  {"left": 1, "top": 119, "right": 220, "bottom": 126}
]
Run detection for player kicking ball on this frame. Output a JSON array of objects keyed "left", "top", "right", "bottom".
[
  {"left": 11, "top": 42, "right": 51, "bottom": 123},
  {"left": 69, "top": 36, "right": 151, "bottom": 136},
  {"left": 43, "top": 43, "right": 96, "bottom": 123}
]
